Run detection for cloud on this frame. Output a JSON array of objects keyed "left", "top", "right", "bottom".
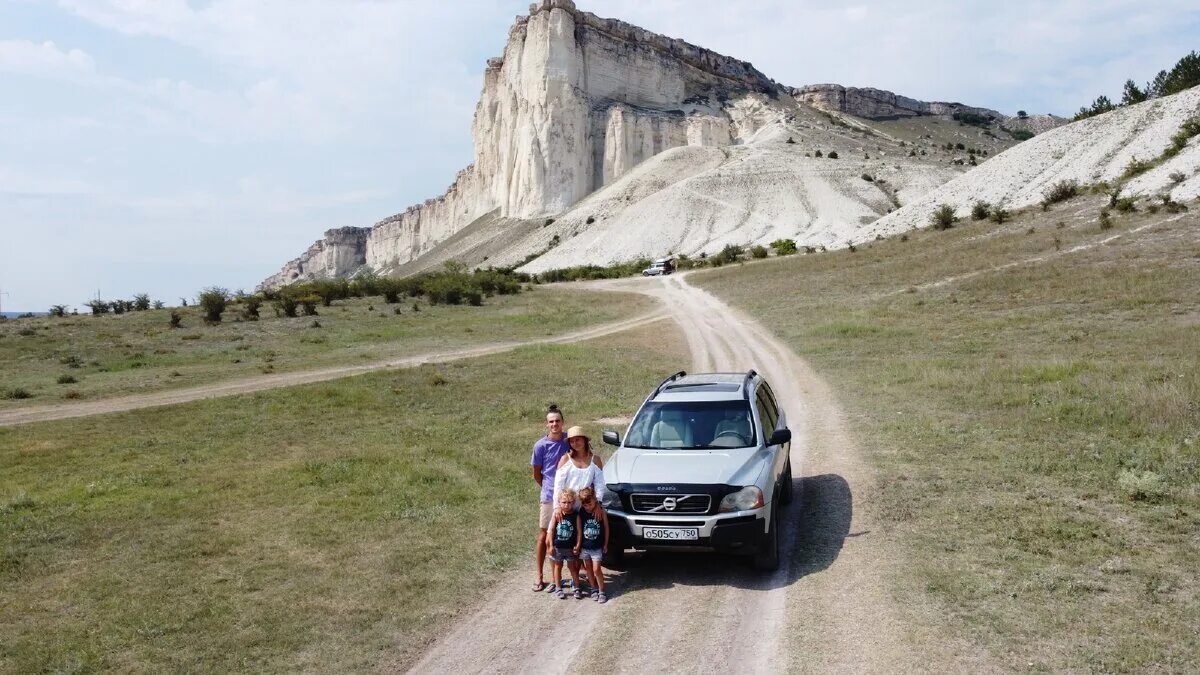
[{"left": 0, "top": 39, "right": 95, "bottom": 79}]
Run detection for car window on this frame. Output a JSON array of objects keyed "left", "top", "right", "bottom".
[
  {"left": 760, "top": 382, "right": 780, "bottom": 422},
  {"left": 625, "top": 400, "right": 756, "bottom": 449},
  {"left": 755, "top": 392, "right": 777, "bottom": 439}
]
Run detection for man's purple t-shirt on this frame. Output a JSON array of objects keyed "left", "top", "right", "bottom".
[{"left": 531, "top": 435, "right": 569, "bottom": 504}]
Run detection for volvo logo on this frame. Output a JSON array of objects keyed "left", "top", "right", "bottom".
[
  {"left": 662, "top": 497, "right": 677, "bottom": 511},
  {"left": 656, "top": 486, "right": 677, "bottom": 491}
]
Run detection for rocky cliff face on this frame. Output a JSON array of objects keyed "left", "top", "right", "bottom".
[
  {"left": 793, "top": 84, "right": 1003, "bottom": 120},
  {"left": 260, "top": 227, "right": 370, "bottom": 288},
  {"left": 265, "top": 0, "right": 787, "bottom": 288}
]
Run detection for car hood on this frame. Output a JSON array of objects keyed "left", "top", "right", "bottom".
[{"left": 605, "top": 446, "right": 767, "bottom": 486}]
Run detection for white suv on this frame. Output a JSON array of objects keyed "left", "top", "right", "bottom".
[{"left": 601, "top": 371, "right": 793, "bottom": 570}]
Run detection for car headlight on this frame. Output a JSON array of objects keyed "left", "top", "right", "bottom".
[
  {"left": 602, "top": 489, "right": 622, "bottom": 510},
  {"left": 718, "top": 486, "right": 764, "bottom": 513}
]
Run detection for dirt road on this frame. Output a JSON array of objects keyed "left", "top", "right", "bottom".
[
  {"left": 0, "top": 310, "right": 666, "bottom": 428},
  {"left": 408, "top": 274, "right": 966, "bottom": 673}
]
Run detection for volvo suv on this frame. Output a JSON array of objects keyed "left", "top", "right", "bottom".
[{"left": 600, "top": 371, "right": 793, "bottom": 570}]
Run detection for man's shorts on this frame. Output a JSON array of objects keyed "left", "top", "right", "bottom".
[
  {"left": 579, "top": 547, "right": 603, "bottom": 562},
  {"left": 550, "top": 546, "right": 577, "bottom": 562},
  {"left": 539, "top": 502, "right": 553, "bottom": 529}
]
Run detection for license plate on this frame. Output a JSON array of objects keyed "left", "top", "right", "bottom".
[{"left": 642, "top": 527, "right": 699, "bottom": 541}]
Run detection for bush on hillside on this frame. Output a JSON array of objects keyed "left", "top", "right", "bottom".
[
  {"left": 198, "top": 287, "right": 229, "bottom": 324},
  {"left": 770, "top": 239, "right": 797, "bottom": 255},
  {"left": 242, "top": 296, "right": 262, "bottom": 321},
  {"left": 989, "top": 206, "right": 1011, "bottom": 224},
  {"left": 750, "top": 245, "right": 768, "bottom": 259},
  {"left": 133, "top": 294, "right": 151, "bottom": 311},
  {"left": 827, "top": 151, "right": 839, "bottom": 159},
  {"left": 712, "top": 244, "right": 744, "bottom": 265},
  {"left": 84, "top": 300, "right": 110, "bottom": 316},
  {"left": 1041, "top": 180, "right": 1080, "bottom": 208},
  {"left": 930, "top": 204, "right": 958, "bottom": 230},
  {"left": 48, "top": 305, "right": 68, "bottom": 317},
  {"left": 971, "top": 201, "right": 992, "bottom": 220}
]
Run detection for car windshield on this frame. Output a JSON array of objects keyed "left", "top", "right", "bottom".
[{"left": 625, "top": 400, "right": 756, "bottom": 449}]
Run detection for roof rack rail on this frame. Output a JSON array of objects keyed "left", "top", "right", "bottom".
[
  {"left": 648, "top": 371, "right": 687, "bottom": 401},
  {"left": 742, "top": 369, "right": 758, "bottom": 399}
]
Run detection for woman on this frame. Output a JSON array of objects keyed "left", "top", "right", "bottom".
[{"left": 552, "top": 426, "right": 606, "bottom": 508}]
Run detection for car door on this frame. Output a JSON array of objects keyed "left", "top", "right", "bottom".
[{"left": 755, "top": 387, "right": 787, "bottom": 488}]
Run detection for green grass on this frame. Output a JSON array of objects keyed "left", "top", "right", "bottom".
[
  {"left": 692, "top": 199, "right": 1199, "bottom": 671},
  {"left": 0, "top": 323, "right": 686, "bottom": 672},
  {"left": 0, "top": 288, "right": 654, "bottom": 407}
]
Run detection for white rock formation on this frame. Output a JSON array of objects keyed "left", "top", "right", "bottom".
[
  {"left": 263, "top": 0, "right": 783, "bottom": 288},
  {"left": 869, "top": 86, "right": 1200, "bottom": 237}
]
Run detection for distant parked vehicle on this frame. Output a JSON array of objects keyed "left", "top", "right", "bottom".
[{"left": 642, "top": 258, "right": 675, "bottom": 276}]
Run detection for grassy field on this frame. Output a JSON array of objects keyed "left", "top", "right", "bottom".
[
  {"left": 0, "top": 322, "right": 687, "bottom": 672},
  {"left": 0, "top": 287, "right": 655, "bottom": 407},
  {"left": 693, "top": 194, "right": 1199, "bottom": 671}
]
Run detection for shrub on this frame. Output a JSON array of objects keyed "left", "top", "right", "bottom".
[
  {"left": 274, "top": 295, "right": 299, "bottom": 318},
  {"left": 56, "top": 374, "right": 77, "bottom": 385},
  {"left": 465, "top": 290, "right": 483, "bottom": 306},
  {"left": 1120, "top": 157, "right": 1154, "bottom": 180},
  {"left": 1163, "top": 116, "right": 1200, "bottom": 159},
  {"left": 750, "top": 245, "right": 768, "bottom": 259},
  {"left": 4, "top": 388, "right": 32, "bottom": 400},
  {"left": 712, "top": 244, "right": 744, "bottom": 265},
  {"left": 1117, "top": 469, "right": 1168, "bottom": 502},
  {"left": 1159, "top": 194, "right": 1189, "bottom": 213},
  {"left": 930, "top": 204, "right": 958, "bottom": 230},
  {"left": 955, "top": 142, "right": 966, "bottom": 150},
  {"left": 861, "top": 173, "right": 874, "bottom": 182},
  {"left": 970, "top": 201, "right": 991, "bottom": 220},
  {"left": 133, "top": 294, "right": 151, "bottom": 311},
  {"left": 84, "top": 300, "right": 110, "bottom": 316},
  {"left": 1099, "top": 208, "right": 1113, "bottom": 230},
  {"left": 153, "top": 300, "right": 164, "bottom": 310},
  {"left": 61, "top": 355, "right": 82, "bottom": 368},
  {"left": 989, "top": 206, "right": 1011, "bottom": 224},
  {"left": 1113, "top": 196, "right": 1138, "bottom": 213},
  {"left": 827, "top": 151, "right": 839, "bottom": 159},
  {"left": 299, "top": 296, "right": 320, "bottom": 316},
  {"left": 198, "top": 287, "right": 229, "bottom": 323},
  {"left": 47, "top": 304, "right": 68, "bottom": 317},
  {"left": 814, "top": 150, "right": 823, "bottom": 158},
  {"left": 169, "top": 311, "right": 182, "bottom": 328},
  {"left": 786, "top": 136, "right": 796, "bottom": 144},
  {"left": 379, "top": 278, "right": 403, "bottom": 304},
  {"left": 769, "top": 239, "right": 797, "bottom": 255},
  {"left": 1168, "top": 171, "right": 1187, "bottom": 185},
  {"left": 1041, "top": 180, "right": 1079, "bottom": 207},
  {"left": 242, "top": 296, "right": 262, "bottom": 321}
]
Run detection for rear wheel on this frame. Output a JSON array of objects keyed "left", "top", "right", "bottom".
[{"left": 753, "top": 504, "right": 780, "bottom": 571}]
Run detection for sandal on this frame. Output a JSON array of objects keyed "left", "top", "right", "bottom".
[
  {"left": 546, "top": 584, "right": 558, "bottom": 594},
  {"left": 531, "top": 581, "right": 547, "bottom": 592},
  {"left": 596, "top": 592, "right": 607, "bottom": 604},
  {"left": 573, "top": 588, "right": 584, "bottom": 600},
  {"left": 556, "top": 589, "right": 567, "bottom": 600}
]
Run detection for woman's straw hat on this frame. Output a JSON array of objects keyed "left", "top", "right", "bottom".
[{"left": 566, "top": 425, "right": 589, "bottom": 440}]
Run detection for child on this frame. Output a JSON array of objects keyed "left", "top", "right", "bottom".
[
  {"left": 577, "top": 486, "right": 610, "bottom": 603},
  {"left": 545, "top": 488, "right": 584, "bottom": 599}
]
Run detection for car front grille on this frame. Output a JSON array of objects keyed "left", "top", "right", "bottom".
[{"left": 630, "top": 493, "right": 711, "bottom": 514}]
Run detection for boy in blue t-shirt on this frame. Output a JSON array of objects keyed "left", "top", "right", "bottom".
[
  {"left": 578, "top": 486, "right": 610, "bottom": 603},
  {"left": 545, "top": 488, "right": 584, "bottom": 599}
]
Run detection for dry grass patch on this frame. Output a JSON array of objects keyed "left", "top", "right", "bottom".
[
  {"left": 0, "top": 288, "right": 655, "bottom": 406},
  {"left": 692, "top": 203, "right": 1199, "bottom": 671},
  {"left": 0, "top": 322, "right": 688, "bottom": 672}
]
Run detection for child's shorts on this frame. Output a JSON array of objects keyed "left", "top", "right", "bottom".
[
  {"left": 579, "top": 548, "right": 603, "bottom": 562},
  {"left": 550, "top": 547, "right": 577, "bottom": 562}
]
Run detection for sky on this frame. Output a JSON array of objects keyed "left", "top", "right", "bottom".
[{"left": 2, "top": 0, "right": 1198, "bottom": 312}]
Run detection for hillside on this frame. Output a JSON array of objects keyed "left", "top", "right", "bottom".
[{"left": 871, "top": 86, "right": 1200, "bottom": 237}]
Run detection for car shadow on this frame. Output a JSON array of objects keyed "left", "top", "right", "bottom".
[{"left": 599, "top": 473, "right": 852, "bottom": 595}]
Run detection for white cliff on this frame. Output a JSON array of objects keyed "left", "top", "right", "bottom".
[{"left": 264, "top": 0, "right": 785, "bottom": 287}]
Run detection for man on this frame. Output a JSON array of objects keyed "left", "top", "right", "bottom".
[{"left": 531, "top": 405, "right": 569, "bottom": 592}]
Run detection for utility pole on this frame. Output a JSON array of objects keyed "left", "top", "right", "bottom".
[{"left": 0, "top": 287, "right": 9, "bottom": 315}]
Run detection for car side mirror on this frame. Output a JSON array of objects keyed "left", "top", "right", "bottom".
[
  {"left": 602, "top": 430, "right": 620, "bottom": 447},
  {"left": 768, "top": 428, "right": 791, "bottom": 446}
]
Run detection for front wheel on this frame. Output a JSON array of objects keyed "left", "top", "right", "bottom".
[
  {"left": 753, "top": 505, "right": 780, "bottom": 571},
  {"left": 780, "top": 460, "right": 794, "bottom": 505},
  {"left": 602, "top": 546, "right": 625, "bottom": 567}
]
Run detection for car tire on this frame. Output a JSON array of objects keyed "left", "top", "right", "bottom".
[
  {"left": 753, "top": 504, "right": 780, "bottom": 571},
  {"left": 780, "top": 460, "right": 794, "bottom": 506}
]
